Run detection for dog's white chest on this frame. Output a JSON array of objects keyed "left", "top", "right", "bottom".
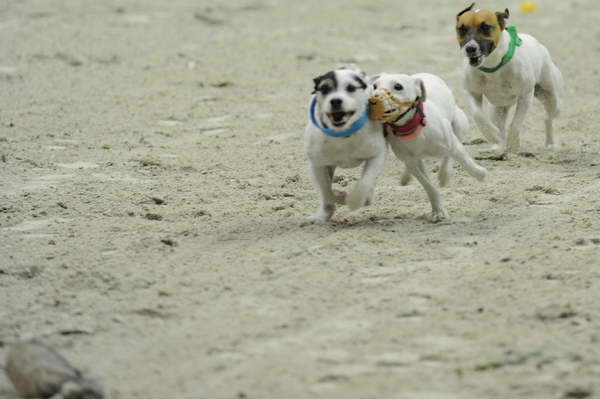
[
  {"left": 478, "top": 51, "right": 538, "bottom": 106},
  {"left": 481, "top": 76, "right": 521, "bottom": 106},
  {"left": 312, "top": 135, "right": 374, "bottom": 168}
]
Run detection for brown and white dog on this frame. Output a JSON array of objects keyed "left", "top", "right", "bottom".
[{"left": 456, "top": 3, "right": 562, "bottom": 152}]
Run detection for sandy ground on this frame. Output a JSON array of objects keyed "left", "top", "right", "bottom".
[{"left": 1, "top": 0, "right": 600, "bottom": 398}]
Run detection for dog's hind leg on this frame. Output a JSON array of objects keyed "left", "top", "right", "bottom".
[
  {"left": 536, "top": 66, "right": 562, "bottom": 149},
  {"left": 406, "top": 159, "right": 448, "bottom": 222},
  {"left": 448, "top": 136, "right": 487, "bottom": 182},
  {"left": 451, "top": 106, "right": 470, "bottom": 141},
  {"left": 438, "top": 157, "right": 453, "bottom": 187},
  {"left": 535, "top": 87, "right": 557, "bottom": 149},
  {"left": 400, "top": 168, "right": 412, "bottom": 186},
  {"left": 443, "top": 119, "right": 487, "bottom": 181}
]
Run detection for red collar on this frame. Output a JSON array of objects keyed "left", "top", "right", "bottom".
[{"left": 384, "top": 102, "right": 427, "bottom": 139}]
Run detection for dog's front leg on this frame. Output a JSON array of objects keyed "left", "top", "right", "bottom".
[
  {"left": 466, "top": 91, "right": 501, "bottom": 146},
  {"left": 347, "top": 151, "right": 385, "bottom": 210},
  {"left": 506, "top": 91, "right": 534, "bottom": 153},
  {"left": 406, "top": 159, "right": 448, "bottom": 222},
  {"left": 307, "top": 164, "right": 336, "bottom": 223}
]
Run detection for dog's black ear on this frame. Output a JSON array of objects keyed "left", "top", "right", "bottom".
[
  {"left": 457, "top": 3, "right": 475, "bottom": 20},
  {"left": 495, "top": 8, "right": 509, "bottom": 30},
  {"left": 416, "top": 78, "right": 427, "bottom": 103},
  {"left": 312, "top": 75, "right": 323, "bottom": 94},
  {"left": 352, "top": 74, "right": 367, "bottom": 90}
]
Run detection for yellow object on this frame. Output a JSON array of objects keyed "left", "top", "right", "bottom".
[
  {"left": 369, "top": 89, "right": 417, "bottom": 123},
  {"left": 519, "top": 1, "right": 538, "bottom": 13}
]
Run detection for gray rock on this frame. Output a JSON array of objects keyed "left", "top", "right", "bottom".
[{"left": 5, "top": 340, "right": 103, "bottom": 399}]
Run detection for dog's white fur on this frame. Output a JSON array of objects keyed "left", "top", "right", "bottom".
[
  {"left": 462, "top": 28, "right": 563, "bottom": 152},
  {"left": 304, "top": 66, "right": 387, "bottom": 223},
  {"left": 371, "top": 73, "right": 486, "bottom": 222}
]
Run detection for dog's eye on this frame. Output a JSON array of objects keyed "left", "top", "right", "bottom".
[
  {"left": 393, "top": 83, "right": 403, "bottom": 91},
  {"left": 457, "top": 25, "right": 468, "bottom": 36},
  {"left": 347, "top": 85, "right": 356, "bottom": 93},
  {"left": 479, "top": 23, "right": 492, "bottom": 35},
  {"left": 319, "top": 86, "right": 331, "bottom": 95},
  {"left": 373, "top": 83, "right": 378, "bottom": 90}
]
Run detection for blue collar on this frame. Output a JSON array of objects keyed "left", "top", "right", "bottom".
[{"left": 309, "top": 96, "right": 368, "bottom": 138}]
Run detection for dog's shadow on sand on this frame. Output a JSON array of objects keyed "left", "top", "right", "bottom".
[
  {"left": 0, "top": 389, "right": 17, "bottom": 399},
  {"left": 215, "top": 209, "right": 462, "bottom": 245},
  {"left": 298, "top": 211, "right": 452, "bottom": 231}
]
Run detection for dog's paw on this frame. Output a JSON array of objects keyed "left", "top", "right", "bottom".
[
  {"left": 364, "top": 191, "right": 374, "bottom": 207},
  {"left": 347, "top": 184, "right": 370, "bottom": 211},
  {"left": 506, "top": 136, "right": 521, "bottom": 153},
  {"left": 400, "top": 171, "right": 412, "bottom": 186},
  {"left": 545, "top": 143, "right": 556, "bottom": 151},
  {"left": 303, "top": 214, "right": 330, "bottom": 225},
  {"left": 472, "top": 165, "right": 487, "bottom": 182},
  {"left": 333, "top": 189, "right": 347, "bottom": 205},
  {"left": 361, "top": 188, "right": 375, "bottom": 207},
  {"left": 303, "top": 204, "right": 335, "bottom": 224},
  {"left": 490, "top": 143, "right": 503, "bottom": 152},
  {"left": 430, "top": 208, "right": 449, "bottom": 223}
]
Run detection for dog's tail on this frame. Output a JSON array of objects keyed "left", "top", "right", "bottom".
[
  {"left": 452, "top": 105, "right": 470, "bottom": 140},
  {"left": 550, "top": 62, "right": 564, "bottom": 118}
]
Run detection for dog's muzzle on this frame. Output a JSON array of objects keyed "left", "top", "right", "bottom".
[
  {"left": 468, "top": 55, "right": 484, "bottom": 67},
  {"left": 465, "top": 45, "right": 483, "bottom": 66}
]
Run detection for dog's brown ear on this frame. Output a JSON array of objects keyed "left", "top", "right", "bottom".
[
  {"left": 495, "top": 8, "right": 509, "bottom": 30},
  {"left": 457, "top": 3, "right": 475, "bottom": 21}
]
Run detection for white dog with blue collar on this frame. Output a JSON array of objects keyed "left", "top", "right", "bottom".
[{"left": 304, "top": 66, "right": 387, "bottom": 223}]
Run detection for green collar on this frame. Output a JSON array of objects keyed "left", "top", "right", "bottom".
[{"left": 479, "top": 25, "right": 523, "bottom": 73}]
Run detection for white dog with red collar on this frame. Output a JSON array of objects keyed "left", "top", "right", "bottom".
[{"left": 370, "top": 72, "right": 487, "bottom": 222}]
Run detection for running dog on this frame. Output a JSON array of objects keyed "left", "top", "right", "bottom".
[
  {"left": 370, "top": 73, "right": 487, "bottom": 222},
  {"left": 304, "top": 66, "right": 387, "bottom": 223},
  {"left": 456, "top": 3, "right": 562, "bottom": 152}
]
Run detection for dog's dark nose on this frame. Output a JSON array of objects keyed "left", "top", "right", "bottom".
[
  {"left": 330, "top": 98, "right": 343, "bottom": 109},
  {"left": 466, "top": 45, "right": 478, "bottom": 55}
]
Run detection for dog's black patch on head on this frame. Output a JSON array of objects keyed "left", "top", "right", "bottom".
[
  {"left": 312, "top": 70, "right": 337, "bottom": 94},
  {"left": 479, "top": 22, "right": 493, "bottom": 36},
  {"left": 457, "top": 2, "right": 475, "bottom": 20},
  {"left": 457, "top": 24, "right": 469, "bottom": 38},
  {"left": 459, "top": 30, "right": 474, "bottom": 48},
  {"left": 352, "top": 74, "right": 367, "bottom": 90}
]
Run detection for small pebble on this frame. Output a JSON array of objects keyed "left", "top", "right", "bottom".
[
  {"left": 145, "top": 213, "right": 163, "bottom": 221},
  {"left": 160, "top": 238, "right": 177, "bottom": 247}
]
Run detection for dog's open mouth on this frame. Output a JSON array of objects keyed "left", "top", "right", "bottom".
[
  {"left": 469, "top": 56, "right": 483, "bottom": 67},
  {"left": 327, "top": 111, "right": 355, "bottom": 127}
]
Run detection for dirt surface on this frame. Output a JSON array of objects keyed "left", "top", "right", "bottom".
[{"left": 1, "top": 0, "right": 600, "bottom": 398}]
